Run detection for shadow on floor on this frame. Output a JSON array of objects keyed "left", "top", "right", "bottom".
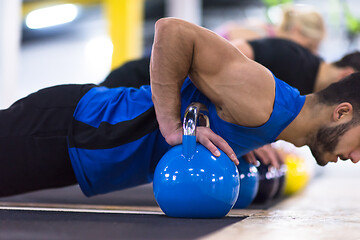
[
  {"left": 0, "top": 182, "right": 286, "bottom": 210},
  {"left": 0, "top": 184, "right": 158, "bottom": 207},
  {"left": 0, "top": 209, "right": 246, "bottom": 240}
]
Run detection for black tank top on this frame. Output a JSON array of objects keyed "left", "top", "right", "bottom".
[{"left": 249, "top": 38, "right": 322, "bottom": 95}]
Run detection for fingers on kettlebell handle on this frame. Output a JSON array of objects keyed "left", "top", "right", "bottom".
[
  {"left": 199, "top": 129, "right": 238, "bottom": 165},
  {"left": 198, "top": 136, "right": 221, "bottom": 157},
  {"left": 216, "top": 136, "right": 238, "bottom": 165},
  {"left": 186, "top": 102, "right": 238, "bottom": 164}
]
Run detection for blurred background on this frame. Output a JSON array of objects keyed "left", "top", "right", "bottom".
[
  {"left": 1, "top": 0, "right": 360, "bottom": 109},
  {"left": 0, "top": 0, "right": 360, "bottom": 210}
]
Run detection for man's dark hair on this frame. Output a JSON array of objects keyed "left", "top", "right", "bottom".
[
  {"left": 333, "top": 51, "right": 360, "bottom": 72},
  {"left": 315, "top": 72, "right": 360, "bottom": 116}
]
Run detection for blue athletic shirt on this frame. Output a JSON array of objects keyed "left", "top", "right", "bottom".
[{"left": 68, "top": 75, "right": 305, "bottom": 196}]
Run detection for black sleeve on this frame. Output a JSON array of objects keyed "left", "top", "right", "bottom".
[
  {"left": 248, "top": 38, "right": 322, "bottom": 95},
  {"left": 100, "top": 57, "right": 151, "bottom": 88}
]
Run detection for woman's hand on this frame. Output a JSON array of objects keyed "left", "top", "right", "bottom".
[{"left": 243, "top": 144, "right": 284, "bottom": 168}]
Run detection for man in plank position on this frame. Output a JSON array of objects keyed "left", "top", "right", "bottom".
[
  {"left": 100, "top": 41, "right": 360, "bottom": 167},
  {"left": 0, "top": 18, "right": 359, "bottom": 197}
]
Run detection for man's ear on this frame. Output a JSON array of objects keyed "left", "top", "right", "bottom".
[{"left": 333, "top": 102, "right": 353, "bottom": 122}]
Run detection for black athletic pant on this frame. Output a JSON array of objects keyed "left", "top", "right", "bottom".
[
  {"left": 0, "top": 84, "right": 94, "bottom": 197},
  {"left": 4, "top": 56, "right": 281, "bottom": 198},
  {"left": 0, "top": 56, "right": 149, "bottom": 197}
]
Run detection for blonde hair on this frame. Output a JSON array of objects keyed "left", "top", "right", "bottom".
[{"left": 279, "top": 5, "right": 326, "bottom": 41}]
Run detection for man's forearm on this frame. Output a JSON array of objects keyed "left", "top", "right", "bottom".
[{"left": 150, "top": 18, "right": 195, "bottom": 143}]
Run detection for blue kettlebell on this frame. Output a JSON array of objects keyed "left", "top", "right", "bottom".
[
  {"left": 233, "top": 157, "right": 259, "bottom": 209},
  {"left": 153, "top": 103, "right": 240, "bottom": 218}
]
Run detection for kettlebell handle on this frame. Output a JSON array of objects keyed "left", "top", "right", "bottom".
[{"left": 183, "top": 102, "right": 209, "bottom": 136}]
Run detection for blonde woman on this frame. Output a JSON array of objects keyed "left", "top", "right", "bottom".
[{"left": 217, "top": 4, "right": 326, "bottom": 53}]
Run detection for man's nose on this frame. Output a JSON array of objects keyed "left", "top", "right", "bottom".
[{"left": 349, "top": 151, "right": 360, "bottom": 163}]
